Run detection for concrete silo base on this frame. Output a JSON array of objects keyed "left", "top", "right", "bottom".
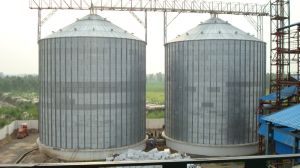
[
  {"left": 162, "top": 132, "right": 258, "bottom": 156},
  {"left": 37, "top": 138, "right": 146, "bottom": 161}
]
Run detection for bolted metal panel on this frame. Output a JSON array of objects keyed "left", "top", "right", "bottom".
[
  {"left": 165, "top": 17, "right": 266, "bottom": 147},
  {"left": 39, "top": 15, "right": 146, "bottom": 150}
]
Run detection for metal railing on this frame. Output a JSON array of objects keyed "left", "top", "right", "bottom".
[{"left": 1, "top": 154, "right": 300, "bottom": 168}]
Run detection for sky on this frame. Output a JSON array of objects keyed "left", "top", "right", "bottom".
[{"left": 0, "top": 0, "right": 300, "bottom": 75}]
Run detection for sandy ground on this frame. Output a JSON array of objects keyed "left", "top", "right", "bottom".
[{"left": 0, "top": 133, "right": 38, "bottom": 164}]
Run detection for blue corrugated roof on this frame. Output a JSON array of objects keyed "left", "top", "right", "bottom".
[
  {"left": 259, "top": 86, "right": 297, "bottom": 101},
  {"left": 262, "top": 104, "right": 300, "bottom": 130}
]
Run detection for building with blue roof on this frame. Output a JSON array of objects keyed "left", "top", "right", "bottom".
[{"left": 259, "top": 104, "right": 300, "bottom": 160}]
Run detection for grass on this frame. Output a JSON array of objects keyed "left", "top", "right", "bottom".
[
  {"left": 146, "top": 110, "right": 164, "bottom": 119},
  {"left": 146, "top": 82, "right": 164, "bottom": 105},
  {"left": 0, "top": 100, "right": 38, "bottom": 128}
]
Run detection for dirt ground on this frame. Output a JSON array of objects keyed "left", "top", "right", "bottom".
[
  {"left": 0, "top": 132, "right": 38, "bottom": 164},
  {"left": 0, "top": 132, "right": 244, "bottom": 167}
]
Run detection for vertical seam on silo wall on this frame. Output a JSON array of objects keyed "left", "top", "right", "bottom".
[
  {"left": 165, "top": 43, "right": 168, "bottom": 136},
  {"left": 130, "top": 39, "right": 133, "bottom": 145},
  {"left": 186, "top": 41, "right": 189, "bottom": 142},
  {"left": 191, "top": 41, "right": 195, "bottom": 143},
  {"left": 70, "top": 38, "right": 73, "bottom": 148},
  {"left": 54, "top": 38, "right": 57, "bottom": 147},
  {"left": 253, "top": 41, "right": 257, "bottom": 142},
  {"left": 83, "top": 38, "right": 86, "bottom": 148},
  {"left": 125, "top": 39, "right": 128, "bottom": 146},
  {"left": 137, "top": 41, "right": 140, "bottom": 142},
  {"left": 49, "top": 39, "right": 53, "bottom": 146},
  {"left": 96, "top": 42, "right": 99, "bottom": 149},
  {"left": 165, "top": 43, "right": 167, "bottom": 136},
  {"left": 46, "top": 39, "right": 50, "bottom": 146},
  {"left": 109, "top": 38, "right": 112, "bottom": 148},
  {"left": 255, "top": 41, "right": 258, "bottom": 142},
  {"left": 64, "top": 37, "right": 67, "bottom": 148},
  {"left": 181, "top": 42, "right": 184, "bottom": 142},
  {"left": 215, "top": 40, "right": 218, "bottom": 145},
  {"left": 102, "top": 40, "right": 105, "bottom": 149},
  {"left": 50, "top": 39, "right": 53, "bottom": 147},
  {"left": 247, "top": 40, "right": 251, "bottom": 143},
  {"left": 171, "top": 43, "right": 174, "bottom": 139},
  {"left": 115, "top": 39, "right": 119, "bottom": 147},
  {"left": 197, "top": 41, "right": 200, "bottom": 144},
  {"left": 134, "top": 40, "right": 137, "bottom": 144},
  {"left": 40, "top": 40, "right": 43, "bottom": 144},
  {"left": 221, "top": 40, "right": 224, "bottom": 145},
  {"left": 203, "top": 41, "right": 206, "bottom": 144},
  {"left": 76, "top": 38, "right": 79, "bottom": 148},
  {"left": 226, "top": 39, "right": 230, "bottom": 144},
  {"left": 208, "top": 40, "right": 212, "bottom": 145},
  {"left": 89, "top": 38, "right": 92, "bottom": 149},
  {"left": 233, "top": 40, "right": 236, "bottom": 144},
  {"left": 238, "top": 40, "right": 244, "bottom": 144},
  {"left": 120, "top": 39, "right": 123, "bottom": 146}
]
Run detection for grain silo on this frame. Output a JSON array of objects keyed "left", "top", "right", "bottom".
[
  {"left": 38, "top": 14, "right": 146, "bottom": 161},
  {"left": 163, "top": 16, "right": 266, "bottom": 156}
]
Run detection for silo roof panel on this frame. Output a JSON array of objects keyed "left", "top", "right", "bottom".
[
  {"left": 168, "top": 17, "right": 261, "bottom": 43},
  {"left": 44, "top": 14, "right": 141, "bottom": 41}
]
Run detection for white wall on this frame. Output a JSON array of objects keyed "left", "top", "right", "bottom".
[
  {"left": 0, "top": 120, "right": 38, "bottom": 140},
  {"left": 146, "top": 119, "right": 164, "bottom": 129},
  {"left": 0, "top": 119, "right": 164, "bottom": 141}
]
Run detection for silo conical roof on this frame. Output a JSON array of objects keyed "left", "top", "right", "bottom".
[
  {"left": 168, "top": 17, "right": 260, "bottom": 43},
  {"left": 45, "top": 14, "right": 141, "bottom": 40}
]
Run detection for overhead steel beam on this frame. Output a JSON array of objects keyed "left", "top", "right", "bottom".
[
  {"left": 29, "top": 0, "right": 269, "bottom": 16},
  {"left": 129, "top": 11, "right": 148, "bottom": 43},
  {"left": 244, "top": 15, "right": 264, "bottom": 40}
]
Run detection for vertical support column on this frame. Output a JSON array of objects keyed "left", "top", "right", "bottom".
[
  {"left": 265, "top": 122, "right": 272, "bottom": 155},
  {"left": 163, "top": 11, "right": 167, "bottom": 44},
  {"left": 297, "top": 26, "right": 300, "bottom": 90},
  {"left": 38, "top": 9, "right": 42, "bottom": 42},
  {"left": 292, "top": 137, "right": 299, "bottom": 166},
  {"left": 145, "top": 11, "right": 148, "bottom": 44},
  {"left": 257, "top": 16, "right": 264, "bottom": 41},
  {"left": 293, "top": 137, "right": 298, "bottom": 153}
]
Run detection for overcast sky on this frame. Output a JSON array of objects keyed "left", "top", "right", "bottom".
[{"left": 1, "top": 0, "right": 300, "bottom": 75}]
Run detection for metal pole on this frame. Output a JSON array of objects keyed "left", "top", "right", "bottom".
[
  {"left": 38, "top": 9, "right": 41, "bottom": 42},
  {"left": 145, "top": 11, "right": 148, "bottom": 44},
  {"left": 163, "top": 11, "right": 167, "bottom": 44},
  {"left": 265, "top": 122, "right": 271, "bottom": 155}
]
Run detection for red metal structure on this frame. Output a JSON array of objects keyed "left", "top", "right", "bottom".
[
  {"left": 258, "top": 0, "right": 300, "bottom": 155},
  {"left": 269, "top": 0, "right": 290, "bottom": 109}
]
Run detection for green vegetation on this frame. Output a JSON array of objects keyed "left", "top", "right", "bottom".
[
  {"left": 146, "top": 109, "right": 164, "bottom": 119},
  {"left": 0, "top": 75, "right": 38, "bottom": 93},
  {"left": 0, "top": 75, "right": 39, "bottom": 128},
  {"left": 146, "top": 73, "right": 165, "bottom": 105},
  {"left": 146, "top": 82, "right": 164, "bottom": 105},
  {"left": 0, "top": 103, "right": 38, "bottom": 128}
]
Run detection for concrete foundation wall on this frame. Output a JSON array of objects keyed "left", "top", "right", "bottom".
[
  {"left": 146, "top": 119, "right": 164, "bottom": 129},
  {"left": 0, "top": 120, "right": 38, "bottom": 140}
]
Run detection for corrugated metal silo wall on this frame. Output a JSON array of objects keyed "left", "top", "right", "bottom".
[
  {"left": 165, "top": 39, "right": 266, "bottom": 145},
  {"left": 39, "top": 37, "right": 146, "bottom": 149}
]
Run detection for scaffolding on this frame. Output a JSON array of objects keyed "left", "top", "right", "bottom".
[
  {"left": 269, "top": 0, "right": 290, "bottom": 108},
  {"left": 258, "top": 0, "right": 300, "bottom": 155}
]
